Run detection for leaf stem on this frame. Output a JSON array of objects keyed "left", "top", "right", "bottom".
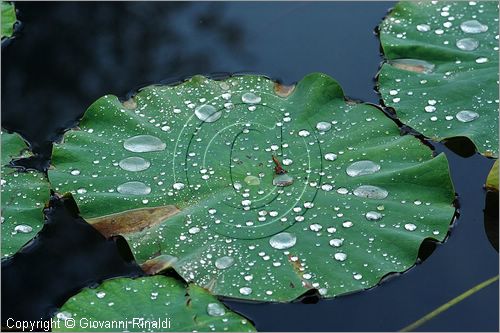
[{"left": 401, "top": 275, "right": 499, "bottom": 332}]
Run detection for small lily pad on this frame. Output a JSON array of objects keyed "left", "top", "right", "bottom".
[
  {"left": 54, "top": 275, "right": 255, "bottom": 332},
  {"left": 378, "top": 1, "right": 499, "bottom": 157},
  {"left": 1, "top": 132, "right": 50, "bottom": 258},
  {"left": 49, "top": 73, "right": 455, "bottom": 301}
]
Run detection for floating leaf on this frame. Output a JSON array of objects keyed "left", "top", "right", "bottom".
[
  {"left": 49, "top": 73, "right": 455, "bottom": 301},
  {"left": 486, "top": 159, "right": 498, "bottom": 192},
  {"left": 54, "top": 275, "right": 255, "bottom": 332},
  {"left": 1, "top": 1, "right": 16, "bottom": 39},
  {"left": 1, "top": 132, "right": 50, "bottom": 258},
  {"left": 378, "top": 1, "right": 499, "bottom": 157}
]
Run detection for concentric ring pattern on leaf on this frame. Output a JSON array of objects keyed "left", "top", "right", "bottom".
[
  {"left": 49, "top": 73, "right": 455, "bottom": 301},
  {"left": 53, "top": 275, "right": 255, "bottom": 332},
  {"left": 378, "top": 1, "right": 499, "bottom": 156},
  {"left": 1, "top": 132, "right": 49, "bottom": 258}
]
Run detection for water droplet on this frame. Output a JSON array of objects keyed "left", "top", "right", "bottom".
[
  {"left": 337, "top": 188, "right": 349, "bottom": 195},
  {"left": 365, "top": 211, "right": 383, "bottom": 221},
  {"left": 298, "top": 130, "right": 310, "bottom": 137},
  {"left": 239, "top": 287, "right": 253, "bottom": 295},
  {"left": 460, "top": 20, "right": 488, "bottom": 33},
  {"left": 215, "top": 256, "right": 235, "bottom": 270},
  {"left": 96, "top": 291, "right": 106, "bottom": 299},
  {"left": 14, "top": 225, "right": 32, "bottom": 233},
  {"left": 241, "top": 92, "right": 261, "bottom": 104},
  {"left": 321, "top": 184, "right": 333, "bottom": 191},
  {"left": 342, "top": 221, "right": 353, "bottom": 228},
  {"left": 124, "top": 135, "right": 166, "bottom": 153},
  {"left": 56, "top": 311, "right": 72, "bottom": 320},
  {"left": 425, "top": 105, "right": 436, "bottom": 113},
  {"left": 405, "top": 223, "right": 417, "bottom": 231},
  {"left": 329, "top": 238, "right": 343, "bottom": 247},
  {"left": 282, "top": 158, "right": 293, "bottom": 166},
  {"left": 346, "top": 160, "right": 381, "bottom": 177},
  {"left": 188, "top": 227, "right": 200, "bottom": 234},
  {"left": 244, "top": 175, "right": 260, "bottom": 186},
  {"left": 334, "top": 253, "right": 347, "bottom": 261},
  {"left": 475, "top": 57, "right": 488, "bottom": 64},
  {"left": 456, "top": 110, "right": 479, "bottom": 122},
  {"left": 316, "top": 122, "right": 332, "bottom": 132},
  {"left": 77, "top": 188, "right": 87, "bottom": 194},
  {"left": 269, "top": 232, "right": 297, "bottom": 250},
  {"left": 353, "top": 185, "right": 388, "bottom": 199},
  {"left": 310, "top": 224, "right": 322, "bottom": 232},
  {"left": 353, "top": 273, "right": 363, "bottom": 280},
  {"left": 117, "top": 181, "right": 151, "bottom": 195},
  {"left": 273, "top": 173, "right": 294, "bottom": 187},
  {"left": 456, "top": 38, "right": 479, "bottom": 51},
  {"left": 207, "top": 303, "right": 226, "bottom": 316},
  {"left": 118, "top": 157, "right": 151, "bottom": 172},
  {"left": 70, "top": 169, "right": 80, "bottom": 176},
  {"left": 324, "top": 153, "right": 338, "bottom": 161},
  {"left": 195, "top": 105, "right": 222, "bottom": 123},
  {"left": 172, "top": 182, "right": 185, "bottom": 190},
  {"left": 389, "top": 59, "right": 435, "bottom": 74},
  {"left": 417, "top": 24, "right": 431, "bottom": 32}
]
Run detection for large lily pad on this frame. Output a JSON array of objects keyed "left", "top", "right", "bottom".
[
  {"left": 378, "top": 1, "right": 499, "bottom": 157},
  {"left": 1, "top": 1, "right": 16, "bottom": 39},
  {"left": 1, "top": 132, "right": 50, "bottom": 258},
  {"left": 54, "top": 275, "right": 255, "bottom": 332},
  {"left": 49, "top": 73, "right": 455, "bottom": 301}
]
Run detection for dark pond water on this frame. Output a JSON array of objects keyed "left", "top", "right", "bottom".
[{"left": 2, "top": 2, "right": 498, "bottom": 331}]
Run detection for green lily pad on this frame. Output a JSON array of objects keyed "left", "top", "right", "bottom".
[
  {"left": 1, "top": 1, "right": 16, "bottom": 39},
  {"left": 378, "top": 1, "right": 499, "bottom": 157},
  {"left": 1, "top": 132, "right": 50, "bottom": 258},
  {"left": 486, "top": 159, "right": 498, "bottom": 191},
  {"left": 49, "top": 73, "right": 455, "bottom": 301},
  {"left": 54, "top": 275, "right": 255, "bottom": 332}
]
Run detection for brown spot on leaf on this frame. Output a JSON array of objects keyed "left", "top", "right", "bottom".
[
  {"left": 274, "top": 82, "right": 295, "bottom": 97},
  {"left": 141, "top": 254, "right": 178, "bottom": 275},
  {"left": 88, "top": 205, "right": 180, "bottom": 237},
  {"left": 122, "top": 97, "right": 137, "bottom": 109}
]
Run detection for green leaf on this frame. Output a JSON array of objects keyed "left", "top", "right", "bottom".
[
  {"left": 378, "top": 1, "right": 499, "bottom": 157},
  {"left": 49, "top": 73, "right": 455, "bottom": 301},
  {"left": 1, "top": 1, "right": 16, "bottom": 39},
  {"left": 1, "top": 132, "right": 50, "bottom": 258},
  {"left": 486, "top": 159, "right": 498, "bottom": 191},
  {"left": 54, "top": 275, "right": 255, "bottom": 332}
]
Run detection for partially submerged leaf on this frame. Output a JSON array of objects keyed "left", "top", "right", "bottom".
[
  {"left": 378, "top": 1, "right": 499, "bottom": 157},
  {"left": 1, "top": 132, "right": 50, "bottom": 258},
  {"left": 54, "top": 275, "right": 255, "bottom": 332},
  {"left": 1, "top": 1, "right": 16, "bottom": 39},
  {"left": 486, "top": 159, "right": 498, "bottom": 192},
  {"left": 49, "top": 73, "right": 455, "bottom": 301}
]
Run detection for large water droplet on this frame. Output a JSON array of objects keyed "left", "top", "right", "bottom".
[
  {"left": 316, "top": 122, "right": 332, "bottom": 132},
  {"left": 353, "top": 185, "right": 388, "bottom": 199},
  {"left": 269, "top": 232, "right": 297, "bottom": 250},
  {"left": 70, "top": 169, "right": 80, "bottom": 176},
  {"left": 456, "top": 38, "right": 479, "bottom": 51},
  {"left": 324, "top": 153, "right": 337, "bottom": 161},
  {"left": 117, "top": 181, "right": 151, "bottom": 195},
  {"left": 244, "top": 175, "right": 260, "bottom": 186},
  {"left": 346, "top": 160, "right": 381, "bottom": 177},
  {"left": 239, "top": 287, "right": 253, "bottom": 295},
  {"left": 404, "top": 223, "right": 417, "bottom": 231},
  {"left": 475, "top": 57, "right": 488, "bottom": 64},
  {"left": 124, "top": 135, "right": 166, "bottom": 153},
  {"left": 298, "top": 130, "right": 310, "bottom": 137},
  {"left": 207, "top": 303, "right": 226, "bottom": 316},
  {"left": 195, "top": 105, "right": 222, "bottom": 123},
  {"left": 334, "top": 252, "right": 347, "bottom": 261},
  {"left": 119, "top": 157, "right": 151, "bottom": 172},
  {"left": 14, "top": 225, "right": 33, "bottom": 233},
  {"left": 416, "top": 24, "right": 431, "bottom": 32},
  {"left": 389, "top": 59, "right": 435, "bottom": 74},
  {"left": 365, "top": 211, "right": 383, "bottom": 221},
  {"left": 329, "top": 238, "right": 343, "bottom": 247},
  {"left": 456, "top": 110, "right": 479, "bottom": 122},
  {"left": 241, "top": 92, "right": 261, "bottom": 104},
  {"left": 96, "top": 291, "right": 106, "bottom": 299},
  {"left": 273, "top": 173, "right": 294, "bottom": 187},
  {"left": 215, "top": 256, "right": 235, "bottom": 270},
  {"left": 172, "top": 182, "right": 185, "bottom": 190},
  {"left": 460, "top": 20, "right": 488, "bottom": 33}
]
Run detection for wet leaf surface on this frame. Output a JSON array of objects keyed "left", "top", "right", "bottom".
[
  {"left": 1, "top": 1, "right": 16, "bottom": 39},
  {"left": 49, "top": 73, "right": 456, "bottom": 302},
  {"left": 54, "top": 275, "right": 256, "bottom": 332},
  {"left": 1, "top": 132, "right": 50, "bottom": 257},
  {"left": 378, "top": 1, "right": 499, "bottom": 157}
]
